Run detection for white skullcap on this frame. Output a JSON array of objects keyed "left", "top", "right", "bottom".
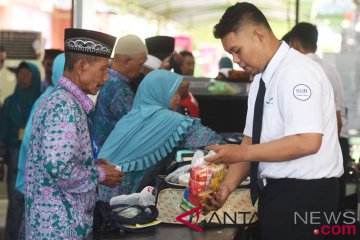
[
  {"left": 143, "top": 54, "right": 162, "bottom": 70},
  {"left": 114, "top": 34, "right": 147, "bottom": 55},
  {"left": 219, "top": 68, "right": 232, "bottom": 78}
]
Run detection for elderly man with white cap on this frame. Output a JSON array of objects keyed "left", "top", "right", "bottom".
[{"left": 91, "top": 34, "right": 147, "bottom": 158}]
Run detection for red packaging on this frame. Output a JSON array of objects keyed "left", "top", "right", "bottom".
[
  {"left": 190, "top": 166, "right": 208, "bottom": 182},
  {"left": 188, "top": 190, "right": 200, "bottom": 206},
  {"left": 183, "top": 150, "right": 227, "bottom": 207},
  {"left": 189, "top": 178, "right": 206, "bottom": 195}
]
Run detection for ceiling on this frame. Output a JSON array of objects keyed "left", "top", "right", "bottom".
[
  {"left": 131, "top": 0, "right": 313, "bottom": 29},
  {"left": 101, "top": 0, "right": 314, "bottom": 41}
]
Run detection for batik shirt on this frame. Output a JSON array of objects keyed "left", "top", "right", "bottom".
[
  {"left": 25, "top": 76, "right": 106, "bottom": 239},
  {"left": 91, "top": 68, "right": 134, "bottom": 151}
]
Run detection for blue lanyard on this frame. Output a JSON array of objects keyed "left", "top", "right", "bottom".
[
  {"left": 87, "top": 116, "right": 99, "bottom": 162},
  {"left": 92, "top": 139, "right": 99, "bottom": 162}
]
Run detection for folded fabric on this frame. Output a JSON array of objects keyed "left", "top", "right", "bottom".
[
  {"left": 112, "top": 205, "right": 159, "bottom": 226},
  {"left": 110, "top": 186, "right": 157, "bottom": 207}
]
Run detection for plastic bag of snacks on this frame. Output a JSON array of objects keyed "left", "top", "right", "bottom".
[{"left": 181, "top": 150, "right": 227, "bottom": 210}]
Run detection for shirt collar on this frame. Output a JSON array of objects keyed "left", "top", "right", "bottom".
[
  {"left": 58, "top": 76, "right": 94, "bottom": 114},
  {"left": 261, "top": 41, "right": 290, "bottom": 85},
  {"left": 109, "top": 68, "right": 130, "bottom": 83},
  {"left": 306, "top": 53, "right": 319, "bottom": 61}
]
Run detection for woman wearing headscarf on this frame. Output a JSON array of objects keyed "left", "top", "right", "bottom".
[
  {"left": 98, "top": 69, "right": 225, "bottom": 201},
  {"left": 16, "top": 53, "right": 65, "bottom": 194},
  {"left": 0, "top": 61, "right": 40, "bottom": 240}
]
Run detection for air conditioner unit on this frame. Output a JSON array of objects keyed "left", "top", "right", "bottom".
[{"left": 0, "top": 30, "right": 42, "bottom": 60}]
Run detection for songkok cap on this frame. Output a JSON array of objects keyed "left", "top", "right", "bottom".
[
  {"left": 64, "top": 28, "right": 116, "bottom": 58},
  {"left": 145, "top": 36, "right": 174, "bottom": 61},
  {"left": 114, "top": 34, "right": 147, "bottom": 55},
  {"left": 144, "top": 54, "right": 162, "bottom": 70},
  {"left": 44, "top": 49, "right": 63, "bottom": 60}
]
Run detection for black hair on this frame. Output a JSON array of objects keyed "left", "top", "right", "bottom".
[
  {"left": 213, "top": 2, "right": 271, "bottom": 39},
  {"left": 64, "top": 52, "right": 101, "bottom": 71},
  {"left": 281, "top": 31, "right": 291, "bottom": 44},
  {"left": 290, "top": 22, "right": 318, "bottom": 51},
  {"left": 179, "top": 50, "right": 194, "bottom": 58},
  {"left": 18, "top": 61, "right": 30, "bottom": 70},
  {"left": 9, "top": 61, "right": 30, "bottom": 75},
  {"left": 0, "top": 46, "right": 5, "bottom": 52}
]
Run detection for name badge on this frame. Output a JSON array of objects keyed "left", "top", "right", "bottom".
[{"left": 293, "top": 84, "right": 311, "bottom": 101}]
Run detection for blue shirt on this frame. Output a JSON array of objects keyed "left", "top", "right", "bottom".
[{"left": 90, "top": 68, "right": 134, "bottom": 153}]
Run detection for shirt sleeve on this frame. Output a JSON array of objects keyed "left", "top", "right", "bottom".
[
  {"left": 178, "top": 121, "right": 225, "bottom": 149},
  {"left": 42, "top": 113, "right": 101, "bottom": 194},
  {"left": 16, "top": 107, "right": 35, "bottom": 193},
  {"left": 279, "top": 63, "right": 326, "bottom": 136}
]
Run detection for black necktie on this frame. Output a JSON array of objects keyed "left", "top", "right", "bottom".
[{"left": 250, "top": 78, "right": 266, "bottom": 205}]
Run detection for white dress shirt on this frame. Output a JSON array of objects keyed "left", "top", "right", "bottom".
[{"left": 243, "top": 42, "right": 344, "bottom": 179}]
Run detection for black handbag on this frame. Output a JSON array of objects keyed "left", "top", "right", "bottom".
[
  {"left": 111, "top": 204, "right": 159, "bottom": 233},
  {"left": 93, "top": 200, "right": 114, "bottom": 232}
]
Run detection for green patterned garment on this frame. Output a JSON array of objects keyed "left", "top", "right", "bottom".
[{"left": 25, "top": 77, "right": 105, "bottom": 239}]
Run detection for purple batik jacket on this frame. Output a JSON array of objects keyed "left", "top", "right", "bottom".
[{"left": 25, "top": 76, "right": 105, "bottom": 239}]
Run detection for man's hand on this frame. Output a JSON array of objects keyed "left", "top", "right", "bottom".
[
  {"left": 205, "top": 144, "right": 248, "bottom": 164},
  {"left": 201, "top": 185, "right": 232, "bottom": 215},
  {"left": 160, "top": 52, "right": 183, "bottom": 70},
  {"left": 98, "top": 159, "right": 124, "bottom": 188},
  {"left": 178, "top": 81, "right": 190, "bottom": 100}
]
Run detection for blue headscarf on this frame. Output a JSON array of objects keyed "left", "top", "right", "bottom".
[
  {"left": 99, "top": 69, "right": 199, "bottom": 172},
  {"left": 16, "top": 53, "right": 65, "bottom": 193},
  {"left": 51, "top": 53, "right": 65, "bottom": 86}
]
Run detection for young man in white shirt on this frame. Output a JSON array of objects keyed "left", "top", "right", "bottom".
[{"left": 203, "top": 3, "right": 343, "bottom": 240}]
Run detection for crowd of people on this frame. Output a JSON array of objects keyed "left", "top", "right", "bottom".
[{"left": 0, "top": 2, "right": 350, "bottom": 239}]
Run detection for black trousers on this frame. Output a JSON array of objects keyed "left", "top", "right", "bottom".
[
  {"left": 258, "top": 178, "right": 339, "bottom": 240},
  {"left": 339, "top": 137, "right": 350, "bottom": 210}
]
